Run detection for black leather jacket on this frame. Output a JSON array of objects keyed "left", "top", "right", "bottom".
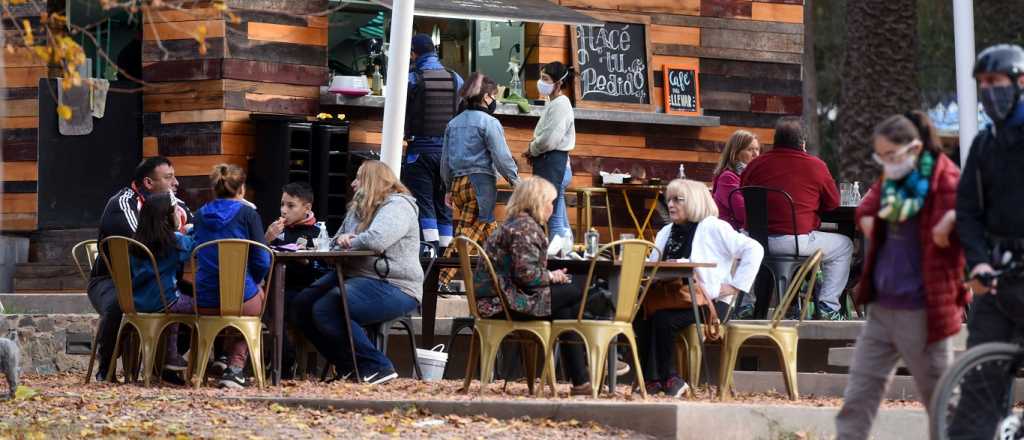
[{"left": 956, "top": 122, "right": 1024, "bottom": 269}]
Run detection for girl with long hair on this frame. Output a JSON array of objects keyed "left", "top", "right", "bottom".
[
  {"left": 711, "top": 130, "right": 760, "bottom": 231},
  {"left": 131, "top": 192, "right": 195, "bottom": 373}
]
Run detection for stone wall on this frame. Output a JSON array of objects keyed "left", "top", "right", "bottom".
[{"left": 0, "top": 314, "right": 97, "bottom": 374}]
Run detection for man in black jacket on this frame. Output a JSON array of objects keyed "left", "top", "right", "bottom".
[
  {"left": 949, "top": 44, "right": 1024, "bottom": 438},
  {"left": 88, "top": 156, "right": 191, "bottom": 381}
]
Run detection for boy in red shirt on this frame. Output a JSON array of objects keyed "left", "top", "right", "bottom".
[{"left": 741, "top": 117, "right": 853, "bottom": 319}]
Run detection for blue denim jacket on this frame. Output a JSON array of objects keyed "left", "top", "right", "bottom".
[{"left": 440, "top": 108, "right": 520, "bottom": 191}]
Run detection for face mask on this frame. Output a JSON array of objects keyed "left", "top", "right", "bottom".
[
  {"left": 735, "top": 162, "right": 747, "bottom": 175},
  {"left": 537, "top": 80, "right": 555, "bottom": 97},
  {"left": 882, "top": 154, "right": 917, "bottom": 180},
  {"left": 485, "top": 98, "right": 497, "bottom": 115},
  {"left": 981, "top": 84, "right": 1018, "bottom": 122}
]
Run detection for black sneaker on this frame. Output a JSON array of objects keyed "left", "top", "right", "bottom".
[
  {"left": 218, "top": 366, "right": 247, "bottom": 389},
  {"left": 324, "top": 369, "right": 354, "bottom": 383},
  {"left": 732, "top": 304, "right": 755, "bottom": 320},
  {"left": 814, "top": 302, "right": 845, "bottom": 321},
  {"left": 209, "top": 355, "right": 228, "bottom": 376},
  {"left": 361, "top": 369, "right": 398, "bottom": 385},
  {"left": 645, "top": 380, "right": 664, "bottom": 396},
  {"left": 161, "top": 370, "right": 187, "bottom": 386},
  {"left": 164, "top": 355, "right": 188, "bottom": 372},
  {"left": 664, "top": 375, "right": 690, "bottom": 398}
]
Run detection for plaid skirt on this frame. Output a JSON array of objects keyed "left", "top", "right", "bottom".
[{"left": 440, "top": 176, "right": 498, "bottom": 285}]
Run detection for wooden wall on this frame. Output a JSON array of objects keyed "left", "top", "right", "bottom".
[
  {"left": 332, "top": 0, "right": 805, "bottom": 240},
  {"left": 140, "top": 3, "right": 328, "bottom": 209},
  {"left": 1, "top": 4, "right": 47, "bottom": 231}
]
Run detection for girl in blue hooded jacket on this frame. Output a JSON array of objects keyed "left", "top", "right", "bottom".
[{"left": 192, "top": 164, "right": 271, "bottom": 389}]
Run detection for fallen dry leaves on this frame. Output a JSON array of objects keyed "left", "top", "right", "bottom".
[{"left": 0, "top": 374, "right": 648, "bottom": 439}]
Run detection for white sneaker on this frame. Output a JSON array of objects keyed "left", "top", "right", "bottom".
[{"left": 362, "top": 370, "right": 398, "bottom": 385}]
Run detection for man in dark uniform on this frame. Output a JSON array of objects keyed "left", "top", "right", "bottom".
[{"left": 402, "top": 34, "right": 464, "bottom": 251}]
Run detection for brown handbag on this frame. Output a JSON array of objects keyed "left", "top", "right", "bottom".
[{"left": 643, "top": 278, "right": 722, "bottom": 341}]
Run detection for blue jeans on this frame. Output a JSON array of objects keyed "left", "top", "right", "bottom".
[
  {"left": 549, "top": 161, "right": 573, "bottom": 240},
  {"left": 288, "top": 272, "right": 342, "bottom": 365},
  {"left": 312, "top": 276, "right": 419, "bottom": 374}
]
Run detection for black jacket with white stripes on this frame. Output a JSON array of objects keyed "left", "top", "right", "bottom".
[{"left": 90, "top": 186, "right": 193, "bottom": 278}]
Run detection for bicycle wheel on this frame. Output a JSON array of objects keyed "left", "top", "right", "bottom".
[{"left": 930, "top": 342, "right": 1024, "bottom": 440}]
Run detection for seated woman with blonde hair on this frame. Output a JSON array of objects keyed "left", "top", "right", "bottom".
[
  {"left": 636, "top": 179, "right": 764, "bottom": 398},
  {"left": 473, "top": 176, "right": 591, "bottom": 394},
  {"left": 306, "top": 160, "right": 423, "bottom": 385}
]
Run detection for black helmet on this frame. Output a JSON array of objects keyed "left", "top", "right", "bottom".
[{"left": 974, "top": 44, "right": 1024, "bottom": 78}]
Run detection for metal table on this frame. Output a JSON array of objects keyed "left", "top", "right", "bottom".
[{"left": 269, "top": 249, "right": 377, "bottom": 385}]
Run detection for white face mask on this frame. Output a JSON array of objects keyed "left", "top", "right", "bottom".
[
  {"left": 882, "top": 154, "right": 917, "bottom": 180},
  {"left": 537, "top": 80, "right": 555, "bottom": 97},
  {"left": 735, "top": 162, "right": 747, "bottom": 174}
]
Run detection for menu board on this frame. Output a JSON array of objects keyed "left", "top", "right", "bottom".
[
  {"left": 663, "top": 63, "right": 701, "bottom": 116},
  {"left": 571, "top": 16, "right": 655, "bottom": 111}
]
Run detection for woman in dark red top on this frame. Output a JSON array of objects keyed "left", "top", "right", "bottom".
[
  {"left": 835, "top": 111, "right": 966, "bottom": 440},
  {"left": 711, "top": 130, "right": 761, "bottom": 231}
]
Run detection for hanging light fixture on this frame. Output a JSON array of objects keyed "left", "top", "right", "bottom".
[{"left": 431, "top": 24, "right": 441, "bottom": 47}]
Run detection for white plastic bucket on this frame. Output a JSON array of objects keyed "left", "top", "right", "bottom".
[{"left": 416, "top": 344, "right": 448, "bottom": 381}]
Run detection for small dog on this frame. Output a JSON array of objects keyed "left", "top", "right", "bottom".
[{"left": 0, "top": 329, "right": 19, "bottom": 399}]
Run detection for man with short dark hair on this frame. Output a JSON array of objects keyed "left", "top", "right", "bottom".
[
  {"left": 741, "top": 117, "right": 852, "bottom": 320},
  {"left": 403, "top": 34, "right": 464, "bottom": 251},
  {"left": 88, "top": 156, "right": 192, "bottom": 381}
]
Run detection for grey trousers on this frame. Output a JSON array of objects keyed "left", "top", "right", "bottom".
[{"left": 835, "top": 304, "right": 953, "bottom": 440}]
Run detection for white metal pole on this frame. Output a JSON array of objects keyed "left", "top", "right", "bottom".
[
  {"left": 953, "top": 0, "right": 977, "bottom": 166},
  {"left": 379, "top": 0, "right": 416, "bottom": 177}
]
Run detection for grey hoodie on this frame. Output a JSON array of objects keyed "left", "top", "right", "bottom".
[{"left": 339, "top": 193, "right": 424, "bottom": 302}]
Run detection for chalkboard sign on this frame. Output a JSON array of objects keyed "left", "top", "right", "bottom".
[
  {"left": 571, "top": 14, "right": 655, "bottom": 111},
  {"left": 663, "top": 63, "right": 701, "bottom": 116}
]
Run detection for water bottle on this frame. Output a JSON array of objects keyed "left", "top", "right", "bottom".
[
  {"left": 678, "top": 164, "right": 686, "bottom": 180},
  {"left": 584, "top": 228, "right": 599, "bottom": 258},
  {"left": 315, "top": 222, "right": 330, "bottom": 251}
]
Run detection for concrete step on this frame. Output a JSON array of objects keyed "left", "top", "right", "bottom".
[
  {"left": 14, "top": 264, "right": 86, "bottom": 292},
  {"left": 731, "top": 370, "right": 1024, "bottom": 401},
  {"left": 26, "top": 228, "right": 96, "bottom": 265},
  {"left": 828, "top": 344, "right": 968, "bottom": 369},
  {"left": 0, "top": 293, "right": 94, "bottom": 314},
  {"left": 733, "top": 320, "right": 967, "bottom": 342}
]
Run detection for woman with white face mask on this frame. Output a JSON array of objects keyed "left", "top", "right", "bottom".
[
  {"left": 526, "top": 61, "right": 576, "bottom": 242},
  {"left": 835, "top": 111, "right": 966, "bottom": 440}
]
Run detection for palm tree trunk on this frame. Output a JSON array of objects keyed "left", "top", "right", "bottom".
[{"left": 838, "top": 0, "right": 920, "bottom": 184}]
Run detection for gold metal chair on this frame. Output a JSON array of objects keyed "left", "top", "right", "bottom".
[
  {"left": 72, "top": 239, "right": 99, "bottom": 282},
  {"left": 73, "top": 239, "right": 107, "bottom": 384},
  {"left": 454, "top": 236, "right": 556, "bottom": 397},
  {"left": 99, "top": 236, "right": 197, "bottom": 386},
  {"left": 189, "top": 239, "right": 274, "bottom": 389},
  {"left": 674, "top": 266, "right": 743, "bottom": 397},
  {"left": 549, "top": 239, "right": 661, "bottom": 399},
  {"left": 717, "top": 250, "right": 824, "bottom": 401}
]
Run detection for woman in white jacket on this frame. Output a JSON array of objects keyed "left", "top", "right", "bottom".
[
  {"left": 526, "top": 61, "right": 576, "bottom": 241},
  {"left": 637, "top": 179, "right": 764, "bottom": 398}
]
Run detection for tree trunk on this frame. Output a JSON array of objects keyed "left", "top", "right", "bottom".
[
  {"left": 803, "top": 0, "right": 820, "bottom": 155},
  {"left": 838, "top": 0, "right": 920, "bottom": 185}
]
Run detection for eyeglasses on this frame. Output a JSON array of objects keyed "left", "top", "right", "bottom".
[
  {"left": 667, "top": 196, "right": 686, "bottom": 205},
  {"left": 872, "top": 142, "right": 918, "bottom": 165}
]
